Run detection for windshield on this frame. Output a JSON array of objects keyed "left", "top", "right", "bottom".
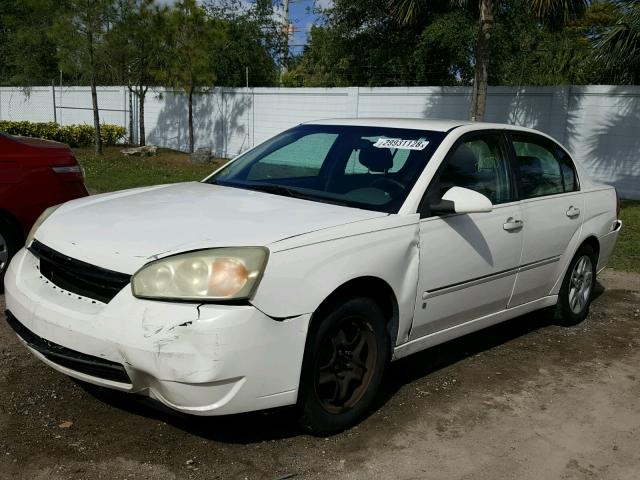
[{"left": 205, "top": 124, "right": 447, "bottom": 213}]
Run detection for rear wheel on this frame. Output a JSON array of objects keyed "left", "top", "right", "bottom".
[
  {"left": 297, "top": 297, "right": 389, "bottom": 436},
  {"left": 0, "top": 217, "right": 21, "bottom": 292},
  {"left": 555, "top": 244, "right": 597, "bottom": 326}
]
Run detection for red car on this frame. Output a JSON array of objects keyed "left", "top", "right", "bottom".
[{"left": 0, "top": 133, "right": 88, "bottom": 286}]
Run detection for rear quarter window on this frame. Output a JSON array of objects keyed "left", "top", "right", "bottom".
[{"left": 557, "top": 148, "right": 579, "bottom": 192}]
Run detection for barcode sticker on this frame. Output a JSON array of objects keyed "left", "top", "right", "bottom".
[{"left": 373, "top": 138, "right": 429, "bottom": 150}]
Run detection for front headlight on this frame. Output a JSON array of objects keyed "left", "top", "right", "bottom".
[
  {"left": 131, "top": 247, "right": 269, "bottom": 301},
  {"left": 26, "top": 204, "right": 62, "bottom": 246}
]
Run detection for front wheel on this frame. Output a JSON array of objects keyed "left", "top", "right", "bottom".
[
  {"left": 297, "top": 297, "right": 390, "bottom": 436},
  {"left": 555, "top": 244, "right": 597, "bottom": 326}
]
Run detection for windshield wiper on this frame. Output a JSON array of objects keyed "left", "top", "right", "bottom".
[
  {"left": 219, "top": 181, "right": 352, "bottom": 207},
  {"left": 244, "top": 183, "right": 304, "bottom": 199}
]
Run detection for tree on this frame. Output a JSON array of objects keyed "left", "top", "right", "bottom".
[
  {"left": 51, "top": 0, "right": 115, "bottom": 154},
  {"left": 471, "top": 0, "right": 613, "bottom": 86},
  {"left": 283, "top": 0, "right": 432, "bottom": 87},
  {"left": 161, "top": 0, "right": 227, "bottom": 153},
  {"left": 204, "top": 0, "right": 281, "bottom": 87},
  {"left": 106, "top": 0, "right": 166, "bottom": 145},
  {"left": 413, "top": 9, "right": 477, "bottom": 86},
  {"left": 595, "top": 0, "right": 640, "bottom": 84},
  {"left": 104, "top": 0, "right": 136, "bottom": 143},
  {"left": 390, "top": 0, "right": 589, "bottom": 121},
  {"left": 0, "top": 0, "right": 62, "bottom": 86}
]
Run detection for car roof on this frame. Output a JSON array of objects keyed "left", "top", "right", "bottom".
[
  {"left": 304, "top": 118, "right": 468, "bottom": 131},
  {"left": 303, "top": 117, "right": 545, "bottom": 135}
]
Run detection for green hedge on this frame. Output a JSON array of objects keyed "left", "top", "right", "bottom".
[{"left": 0, "top": 121, "right": 126, "bottom": 147}]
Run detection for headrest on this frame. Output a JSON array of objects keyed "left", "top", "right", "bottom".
[
  {"left": 359, "top": 147, "right": 393, "bottom": 173},
  {"left": 447, "top": 145, "right": 478, "bottom": 175},
  {"left": 518, "top": 156, "right": 543, "bottom": 175},
  {"left": 518, "top": 156, "right": 543, "bottom": 195}
]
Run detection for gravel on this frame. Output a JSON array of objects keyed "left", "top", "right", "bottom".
[{"left": 1, "top": 269, "right": 639, "bottom": 479}]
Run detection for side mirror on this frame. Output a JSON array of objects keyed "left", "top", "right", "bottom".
[{"left": 430, "top": 186, "right": 493, "bottom": 215}]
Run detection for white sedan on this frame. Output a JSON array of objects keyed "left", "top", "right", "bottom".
[{"left": 4, "top": 119, "right": 621, "bottom": 435}]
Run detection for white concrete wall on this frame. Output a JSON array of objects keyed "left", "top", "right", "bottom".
[{"left": 1, "top": 85, "right": 638, "bottom": 199}]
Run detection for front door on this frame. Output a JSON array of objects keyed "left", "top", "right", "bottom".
[{"left": 410, "top": 132, "right": 523, "bottom": 340}]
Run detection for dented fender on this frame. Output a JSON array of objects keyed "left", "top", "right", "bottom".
[{"left": 253, "top": 214, "right": 421, "bottom": 346}]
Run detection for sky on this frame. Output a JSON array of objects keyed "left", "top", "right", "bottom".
[
  {"left": 156, "top": 0, "right": 332, "bottom": 55},
  {"left": 285, "top": 0, "right": 331, "bottom": 55}
]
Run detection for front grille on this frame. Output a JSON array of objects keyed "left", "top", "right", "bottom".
[
  {"left": 29, "top": 240, "right": 131, "bottom": 304},
  {"left": 5, "top": 310, "right": 132, "bottom": 384}
]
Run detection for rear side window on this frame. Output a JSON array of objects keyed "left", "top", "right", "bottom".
[{"left": 512, "top": 135, "right": 576, "bottom": 198}]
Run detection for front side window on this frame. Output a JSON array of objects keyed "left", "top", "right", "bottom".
[
  {"left": 512, "top": 135, "right": 573, "bottom": 198},
  {"left": 208, "top": 125, "right": 446, "bottom": 213},
  {"left": 431, "top": 134, "right": 513, "bottom": 206}
]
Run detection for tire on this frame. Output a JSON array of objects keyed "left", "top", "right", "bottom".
[
  {"left": 297, "top": 296, "right": 390, "bottom": 436},
  {"left": 554, "top": 244, "right": 598, "bottom": 327},
  {"left": 0, "top": 217, "right": 21, "bottom": 292}
]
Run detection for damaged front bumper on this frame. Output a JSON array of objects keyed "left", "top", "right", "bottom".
[{"left": 4, "top": 248, "right": 311, "bottom": 415}]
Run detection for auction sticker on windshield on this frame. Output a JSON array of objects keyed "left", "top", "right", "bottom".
[{"left": 373, "top": 138, "right": 429, "bottom": 150}]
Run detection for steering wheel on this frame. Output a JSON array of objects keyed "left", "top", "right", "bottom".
[{"left": 370, "top": 177, "right": 405, "bottom": 197}]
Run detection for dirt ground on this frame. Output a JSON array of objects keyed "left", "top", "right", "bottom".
[{"left": 1, "top": 269, "right": 639, "bottom": 480}]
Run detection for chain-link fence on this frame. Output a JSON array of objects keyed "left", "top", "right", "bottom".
[{"left": 0, "top": 85, "right": 135, "bottom": 142}]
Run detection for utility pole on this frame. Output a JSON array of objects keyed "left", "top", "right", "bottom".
[{"left": 280, "top": 0, "right": 290, "bottom": 86}]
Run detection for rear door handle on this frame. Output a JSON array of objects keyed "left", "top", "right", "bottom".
[
  {"left": 503, "top": 217, "right": 524, "bottom": 231},
  {"left": 566, "top": 206, "right": 580, "bottom": 218}
]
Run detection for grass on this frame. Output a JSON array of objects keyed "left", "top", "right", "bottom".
[
  {"left": 74, "top": 146, "right": 225, "bottom": 194},
  {"left": 609, "top": 200, "right": 640, "bottom": 273},
  {"left": 74, "top": 146, "right": 639, "bottom": 273}
]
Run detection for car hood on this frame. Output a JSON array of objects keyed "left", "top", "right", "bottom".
[{"left": 34, "top": 182, "right": 387, "bottom": 273}]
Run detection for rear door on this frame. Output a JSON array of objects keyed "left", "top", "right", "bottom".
[{"left": 507, "top": 132, "right": 584, "bottom": 306}]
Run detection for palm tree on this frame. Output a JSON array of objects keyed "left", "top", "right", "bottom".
[
  {"left": 595, "top": 0, "right": 640, "bottom": 84},
  {"left": 390, "top": 0, "right": 589, "bottom": 121}
]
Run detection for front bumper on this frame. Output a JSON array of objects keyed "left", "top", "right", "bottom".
[{"left": 4, "top": 248, "right": 311, "bottom": 415}]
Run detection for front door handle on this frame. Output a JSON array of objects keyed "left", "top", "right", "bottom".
[
  {"left": 566, "top": 206, "right": 580, "bottom": 218},
  {"left": 503, "top": 217, "right": 524, "bottom": 231}
]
